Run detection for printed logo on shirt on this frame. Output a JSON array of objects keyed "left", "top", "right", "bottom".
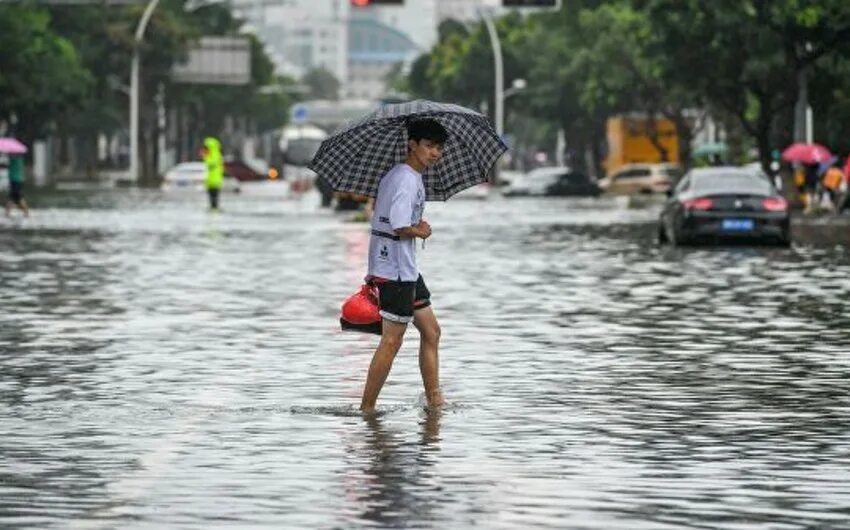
[
  {"left": 379, "top": 216, "right": 390, "bottom": 223},
  {"left": 379, "top": 244, "right": 389, "bottom": 260}
]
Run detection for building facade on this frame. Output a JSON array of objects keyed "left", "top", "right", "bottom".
[{"left": 347, "top": 17, "right": 418, "bottom": 99}]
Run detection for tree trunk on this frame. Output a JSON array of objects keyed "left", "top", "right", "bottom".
[
  {"left": 644, "top": 112, "right": 670, "bottom": 162},
  {"left": 670, "top": 112, "right": 693, "bottom": 171}
]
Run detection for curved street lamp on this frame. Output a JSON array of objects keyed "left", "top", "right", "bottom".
[{"left": 128, "top": 0, "right": 162, "bottom": 182}]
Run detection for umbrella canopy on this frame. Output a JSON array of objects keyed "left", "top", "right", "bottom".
[
  {"left": 781, "top": 142, "right": 832, "bottom": 164},
  {"left": 693, "top": 142, "right": 728, "bottom": 158},
  {"left": 0, "top": 137, "right": 27, "bottom": 154},
  {"left": 817, "top": 156, "right": 839, "bottom": 176},
  {"left": 309, "top": 100, "right": 507, "bottom": 201}
]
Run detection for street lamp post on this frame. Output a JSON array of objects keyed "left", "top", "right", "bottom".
[
  {"left": 503, "top": 78, "right": 527, "bottom": 101},
  {"left": 482, "top": 14, "right": 504, "bottom": 138},
  {"left": 128, "top": 0, "right": 161, "bottom": 183}
]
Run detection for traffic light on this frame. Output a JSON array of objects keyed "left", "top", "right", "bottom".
[
  {"left": 502, "top": 0, "right": 559, "bottom": 7},
  {"left": 351, "top": 0, "right": 404, "bottom": 6}
]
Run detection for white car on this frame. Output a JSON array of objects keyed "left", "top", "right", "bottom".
[
  {"left": 598, "top": 163, "right": 682, "bottom": 195},
  {"left": 453, "top": 183, "right": 491, "bottom": 200},
  {"left": 161, "top": 162, "right": 240, "bottom": 192}
]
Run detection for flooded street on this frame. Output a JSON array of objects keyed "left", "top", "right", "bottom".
[{"left": 2, "top": 188, "right": 849, "bottom": 529}]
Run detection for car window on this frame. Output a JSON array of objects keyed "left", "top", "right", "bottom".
[
  {"left": 560, "top": 172, "right": 588, "bottom": 184},
  {"left": 662, "top": 167, "right": 683, "bottom": 181},
  {"left": 674, "top": 175, "right": 691, "bottom": 194},
  {"left": 691, "top": 171, "right": 775, "bottom": 196},
  {"left": 617, "top": 168, "right": 651, "bottom": 179}
]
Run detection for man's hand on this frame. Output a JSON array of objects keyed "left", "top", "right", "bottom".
[{"left": 416, "top": 220, "right": 432, "bottom": 240}]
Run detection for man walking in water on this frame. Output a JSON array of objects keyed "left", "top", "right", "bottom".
[{"left": 360, "top": 119, "right": 447, "bottom": 413}]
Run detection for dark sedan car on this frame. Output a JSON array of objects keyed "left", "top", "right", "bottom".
[
  {"left": 503, "top": 166, "right": 601, "bottom": 197},
  {"left": 658, "top": 167, "right": 791, "bottom": 246},
  {"left": 224, "top": 158, "right": 274, "bottom": 182}
]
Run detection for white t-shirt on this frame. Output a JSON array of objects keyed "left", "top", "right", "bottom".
[{"left": 367, "top": 164, "right": 425, "bottom": 282}]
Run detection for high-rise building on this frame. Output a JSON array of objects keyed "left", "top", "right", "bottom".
[
  {"left": 235, "top": 0, "right": 459, "bottom": 99},
  {"left": 235, "top": 0, "right": 350, "bottom": 93},
  {"left": 360, "top": 0, "right": 438, "bottom": 51},
  {"left": 347, "top": 0, "right": 438, "bottom": 99}
]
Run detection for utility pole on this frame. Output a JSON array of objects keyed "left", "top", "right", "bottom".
[{"left": 794, "top": 42, "right": 814, "bottom": 144}]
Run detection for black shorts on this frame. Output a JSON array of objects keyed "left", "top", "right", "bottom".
[
  {"left": 8, "top": 181, "right": 23, "bottom": 204},
  {"left": 372, "top": 274, "right": 431, "bottom": 324}
]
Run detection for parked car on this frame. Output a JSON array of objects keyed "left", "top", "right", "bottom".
[
  {"left": 224, "top": 158, "right": 274, "bottom": 182},
  {"left": 161, "top": 162, "right": 240, "bottom": 193},
  {"left": 453, "top": 183, "right": 491, "bottom": 200},
  {"left": 658, "top": 167, "right": 791, "bottom": 246},
  {"left": 598, "top": 163, "right": 682, "bottom": 195},
  {"left": 502, "top": 167, "right": 600, "bottom": 197}
]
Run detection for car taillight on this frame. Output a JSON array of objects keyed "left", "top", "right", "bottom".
[
  {"left": 683, "top": 198, "right": 713, "bottom": 210},
  {"left": 762, "top": 197, "right": 787, "bottom": 211}
]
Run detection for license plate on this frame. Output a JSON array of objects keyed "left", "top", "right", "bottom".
[{"left": 722, "top": 218, "right": 754, "bottom": 231}]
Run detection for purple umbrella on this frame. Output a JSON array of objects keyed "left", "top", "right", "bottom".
[{"left": 0, "top": 137, "right": 28, "bottom": 154}]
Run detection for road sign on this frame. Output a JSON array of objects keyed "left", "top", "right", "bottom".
[
  {"left": 291, "top": 104, "right": 309, "bottom": 124},
  {"left": 171, "top": 37, "right": 251, "bottom": 85}
]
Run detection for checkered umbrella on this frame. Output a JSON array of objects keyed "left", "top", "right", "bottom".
[{"left": 309, "top": 100, "right": 507, "bottom": 201}]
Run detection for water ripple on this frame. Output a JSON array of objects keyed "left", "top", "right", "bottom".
[{"left": 1, "top": 190, "right": 849, "bottom": 528}]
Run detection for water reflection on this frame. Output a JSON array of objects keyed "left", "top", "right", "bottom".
[
  {"left": 346, "top": 411, "right": 442, "bottom": 527},
  {"left": 2, "top": 190, "right": 850, "bottom": 528}
]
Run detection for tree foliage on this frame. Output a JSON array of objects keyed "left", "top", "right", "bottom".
[
  {"left": 0, "top": 6, "right": 90, "bottom": 140},
  {"left": 1, "top": 0, "right": 294, "bottom": 178},
  {"left": 302, "top": 67, "right": 341, "bottom": 101},
  {"left": 408, "top": 0, "right": 850, "bottom": 174}
]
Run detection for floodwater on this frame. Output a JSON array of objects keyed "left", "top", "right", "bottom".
[{"left": 1, "top": 186, "right": 849, "bottom": 529}]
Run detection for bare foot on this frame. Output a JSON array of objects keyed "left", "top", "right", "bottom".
[{"left": 426, "top": 393, "right": 446, "bottom": 409}]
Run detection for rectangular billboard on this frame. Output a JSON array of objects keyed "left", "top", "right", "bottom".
[{"left": 172, "top": 36, "right": 251, "bottom": 86}]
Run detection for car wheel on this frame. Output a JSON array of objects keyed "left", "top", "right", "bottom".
[
  {"left": 778, "top": 230, "right": 792, "bottom": 247},
  {"left": 657, "top": 224, "right": 668, "bottom": 244},
  {"left": 668, "top": 225, "right": 687, "bottom": 247}
]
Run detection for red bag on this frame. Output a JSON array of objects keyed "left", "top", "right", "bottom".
[{"left": 340, "top": 284, "right": 382, "bottom": 335}]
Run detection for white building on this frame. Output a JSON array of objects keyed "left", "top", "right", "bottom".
[
  {"left": 347, "top": 16, "right": 418, "bottom": 99},
  {"left": 358, "top": 0, "right": 439, "bottom": 52},
  {"left": 234, "top": 0, "right": 466, "bottom": 98},
  {"left": 234, "top": 0, "right": 350, "bottom": 89}
]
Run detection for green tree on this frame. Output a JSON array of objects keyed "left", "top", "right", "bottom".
[
  {"left": 640, "top": 0, "right": 850, "bottom": 169},
  {"left": 302, "top": 67, "right": 340, "bottom": 100},
  {"left": 0, "top": 6, "right": 90, "bottom": 142},
  {"left": 570, "top": 2, "right": 700, "bottom": 165}
]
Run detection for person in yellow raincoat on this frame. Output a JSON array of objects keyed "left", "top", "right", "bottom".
[
  {"left": 201, "top": 137, "right": 224, "bottom": 211},
  {"left": 822, "top": 163, "right": 845, "bottom": 211}
]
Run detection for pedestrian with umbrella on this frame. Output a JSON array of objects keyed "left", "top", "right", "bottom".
[
  {"left": 0, "top": 137, "right": 30, "bottom": 217},
  {"left": 310, "top": 100, "right": 506, "bottom": 413},
  {"left": 782, "top": 142, "right": 834, "bottom": 212}
]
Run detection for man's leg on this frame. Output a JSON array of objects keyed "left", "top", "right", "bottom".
[
  {"left": 360, "top": 319, "right": 407, "bottom": 413},
  {"left": 18, "top": 199, "right": 29, "bottom": 217},
  {"left": 413, "top": 306, "right": 444, "bottom": 408}
]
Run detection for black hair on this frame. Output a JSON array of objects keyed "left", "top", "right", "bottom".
[{"left": 407, "top": 118, "right": 449, "bottom": 145}]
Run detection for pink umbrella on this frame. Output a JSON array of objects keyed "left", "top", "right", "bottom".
[
  {"left": 781, "top": 142, "right": 832, "bottom": 164},
  {"left": 0, "top": 137, "right": 27, "bottom": 154}
]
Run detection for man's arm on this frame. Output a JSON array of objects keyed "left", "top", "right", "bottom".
[{"left": 395, "top": 220, "right": 431, "bottom": 240}]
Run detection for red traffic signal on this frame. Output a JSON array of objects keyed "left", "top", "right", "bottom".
[{"left": 351, "top": 0, "right": 404, "bottom": 6}]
